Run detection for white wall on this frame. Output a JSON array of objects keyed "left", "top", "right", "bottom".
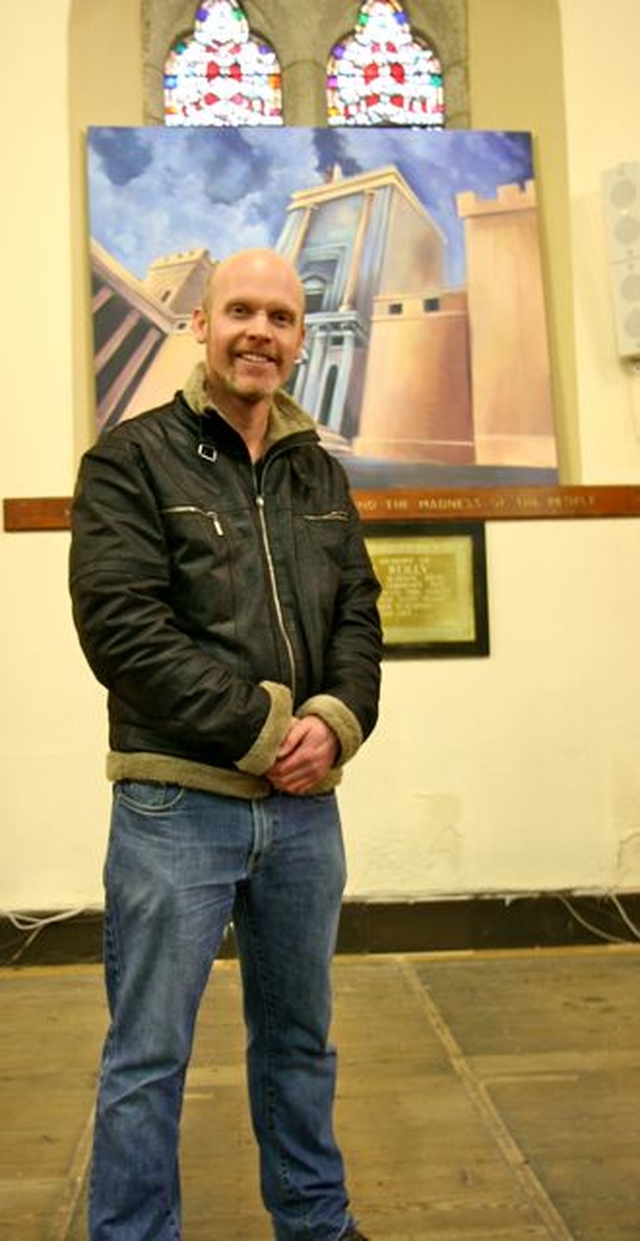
[
  {"left": 559, "top": 0, "right": 640, "bottom": 479},
  {"left": 344, "top": 516, "right": 640, "bottom": 895},
  {"left": 2, "top": 0, "right": 640, "bottom": 911},
  {"left": 0, "top": 1, "right": 110, "bottom": 910}
]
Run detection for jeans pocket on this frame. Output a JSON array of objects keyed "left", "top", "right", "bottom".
[{"left": 115, "top": 779, "right": 186, "bottom": 815}]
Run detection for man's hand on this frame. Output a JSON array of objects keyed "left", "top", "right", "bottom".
[{"left": 266, "top": 715, "right": 339, "bottom": 795}]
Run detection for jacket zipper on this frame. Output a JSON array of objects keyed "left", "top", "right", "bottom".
[
  {"left": 254, "top": 451, "right": 299, "bottom": 698},
  {"left": 255, "top": 491, "right": 297, "bottom": 699},
  {"left": 162, "top": 504, "right": 224, "bottom": 536},
  {"left": 255, "top": 441, "right": 343, "bottom": 696}
]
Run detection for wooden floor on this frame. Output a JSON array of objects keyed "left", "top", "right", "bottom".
[{"left": 2, "top": 947, "right": 639, "bottom": 1240}]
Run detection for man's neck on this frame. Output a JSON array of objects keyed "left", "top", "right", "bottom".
[{"left": 208, "top": 388, "right": 272, "bottom": 462}]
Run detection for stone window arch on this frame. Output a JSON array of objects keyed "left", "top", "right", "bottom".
[{"left": 144, "top": 2, "right": 468, "bottom": 127}]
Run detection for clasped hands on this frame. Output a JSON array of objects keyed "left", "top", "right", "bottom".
[{"left": 266, "top": 715, "right": 338, "bottom": 796}]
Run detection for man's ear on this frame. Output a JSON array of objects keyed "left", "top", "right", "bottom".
[{"left": 191, "top": 307, "right": 208, "bottom": 344}]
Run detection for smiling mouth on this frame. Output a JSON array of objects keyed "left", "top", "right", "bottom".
[{"left": 237, "top": 352, "right": 275, "bottom": 366}]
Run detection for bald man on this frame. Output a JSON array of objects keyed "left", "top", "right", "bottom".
[{"left": 70, "top": 248, "right": 382, "bottom": 1241}]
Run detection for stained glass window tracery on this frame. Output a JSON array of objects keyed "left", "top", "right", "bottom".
[
  {"left": 164, "top": 0, "right": 282, "bottom": 126},
  {"left": 327, "top": 0, "right": 444, "bottom": 128}
]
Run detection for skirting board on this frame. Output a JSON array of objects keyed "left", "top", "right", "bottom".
[{"left": 1, "top": 894, "right": 640, "bottom": 967}]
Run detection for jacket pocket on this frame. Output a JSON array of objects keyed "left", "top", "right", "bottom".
[
  {"left": 162, "top": 505, "right": 224, "bottom": 536},
  {"left": 160, "top": 505, "right": 236, "bottom": 628},
  {"left": 301, "top": 510, "right": 350, "bottom": 570}
]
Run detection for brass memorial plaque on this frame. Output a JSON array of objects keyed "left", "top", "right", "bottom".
[{"left": 364, "top": 522, "right": 489, "bottom": 657}]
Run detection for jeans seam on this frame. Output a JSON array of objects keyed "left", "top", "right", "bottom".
[{"left": 237, "top": 885, "right": 306, "bottom": 1220}]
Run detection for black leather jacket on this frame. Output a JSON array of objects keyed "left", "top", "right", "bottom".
[{"left": 69, "top": 388, "right": 382, "bottom": 790}]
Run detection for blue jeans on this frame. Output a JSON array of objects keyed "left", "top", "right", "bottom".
[{"left": 89, "top": 782, "right": 355, "bottom": 1241}]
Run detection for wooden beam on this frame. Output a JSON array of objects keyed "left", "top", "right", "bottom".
[
  {"left": 3, "top": 497, "right": 72, "bottom": 532},
  {"left": 4, "top": 485, "right": 640, "bottom": 533},
  {"left": 354, "top": 484, "right": 640, "bottom": 522}
]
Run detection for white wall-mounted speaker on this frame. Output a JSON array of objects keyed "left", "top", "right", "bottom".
[{"left": 602, "top": 162, "right": 640, "bottom": 358}]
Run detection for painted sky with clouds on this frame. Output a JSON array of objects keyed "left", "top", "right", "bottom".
[{"left": 87, "top": 126, "right": 534, "bottom": 288}]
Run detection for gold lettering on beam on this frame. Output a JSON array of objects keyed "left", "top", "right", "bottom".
[{"left": 354, "top": 486, "right": 640, "bottom": 522}]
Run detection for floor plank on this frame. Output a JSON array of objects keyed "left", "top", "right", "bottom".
[{"left": 1, "top": 948, "right": 639, "bottom": 1238}]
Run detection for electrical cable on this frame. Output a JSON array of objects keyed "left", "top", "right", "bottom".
[
  {"left": 554, "top": 893, "right": 636, "bottom": 945},
  {"left": 6, "top": 925, "right": 46, "bottom": 967},
  {"left": 0, "top": 907, "right": 95, "bottom": 931},
  {"left": 608, "top": 893, "right": 640, "bottom": 942},
  {"left": 0, "top": 906, "right": 102, "bottom": 967}
]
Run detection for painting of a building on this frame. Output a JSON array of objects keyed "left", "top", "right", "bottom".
[
  {"left": 278, "top": 164, "right": 446, "bottom": 446},
  {"left": 91, "top": 241, "right": 214, "bottom": 432},
  {"left": 87, "top": 126, "right": 557, "bottom": 484}
]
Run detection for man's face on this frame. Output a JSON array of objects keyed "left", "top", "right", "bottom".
[{"left": 192, "top": 251, "right": 305, "bottom": 411}]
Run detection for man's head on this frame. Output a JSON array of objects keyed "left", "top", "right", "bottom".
[{"left": 192, "top": 248, "right": 306, "bottom": 415}]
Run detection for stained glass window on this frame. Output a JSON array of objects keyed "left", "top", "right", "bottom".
[
  {"left": 164, "top": 1, "right": 282, "bottom": 126},
  {"left": 327, "top": 0, "right": 445, "bottom": 128}
]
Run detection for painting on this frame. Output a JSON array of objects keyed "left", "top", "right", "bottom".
[{"left": 87, "top": 125, "right": 558, "bottom": 488}]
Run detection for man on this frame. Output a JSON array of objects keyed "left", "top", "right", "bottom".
[{"left": 70, "top": 248, "right": 382, "bottom": 1241}]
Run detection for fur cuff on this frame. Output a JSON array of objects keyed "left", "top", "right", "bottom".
[
  {"left": 235, "top": 681, "right": 293, "bottom": 775},
  {"left": 296, "top": 694, "right": 363, "bottom": 765}
]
